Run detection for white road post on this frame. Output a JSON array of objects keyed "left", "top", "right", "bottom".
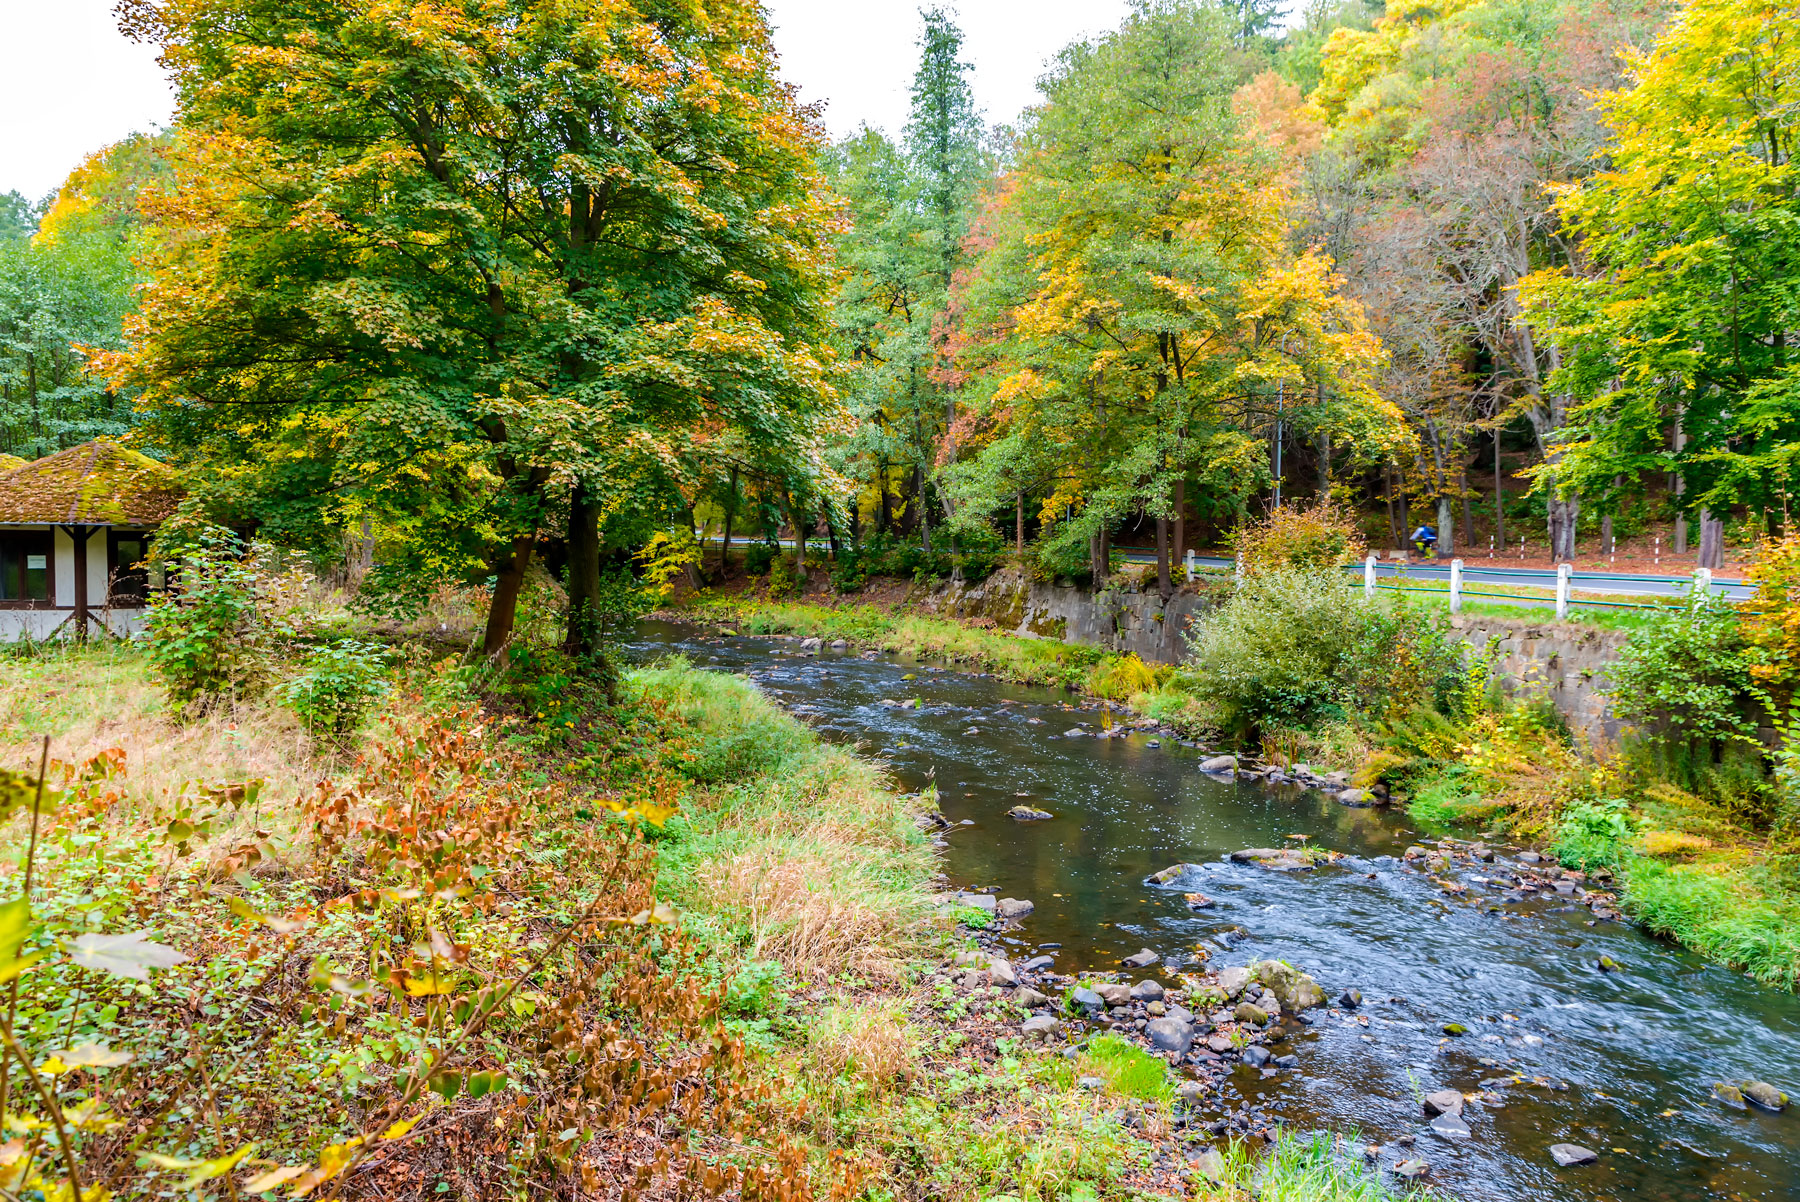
[
  {"left": 1235, "top": 551, "right": 1244, "bottom": 584},
  {"left": 1555, "top": 562, "right": 1572, "bottom": 620},
  {"left": 1364, "top": 554, "right": 1378, "bottom": 601},
  {"left": 1185, "top": 549, "right": 1195, "bottom": 582},
  {"left": 1695, "top": 567, "right": 1712, "bottom": 596},
  {"left": 1450, "top": 558, "right": 1464, "bottom": 614}
]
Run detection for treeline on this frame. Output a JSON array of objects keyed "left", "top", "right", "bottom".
[{"left": 6, "top": 0, "right": 1795, "bottom": 662}]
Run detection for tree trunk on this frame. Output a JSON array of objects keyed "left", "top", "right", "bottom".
[
  {"left": 1697, "top": 508, "right": 1725, "bottom": 570},
  {"left": 1547, "top": 496, "right": 1580, "bottom": 562},
  {"left": 1173, "top": 478, "right": 1186, "bottom": 568},
  {"left": 562, "top": 484, "right": 601, "bottom": 656},
  {"left": 1493, "top": 431, "right": 1505, "bottom": 550},
  {"left": 919, "top": 472, "right": 932, "bottom": 554},
  {"left": 482, "top": 533, "right": 538, "bottom": 659},
  {"left": 1672, "top": 407, "right": 1689, "bottom": 555},
  {"left": 789, "top": 496, "right": 809, "bottom": 583},
  {"left": 1015, "top": 490, "right": 1025, "bottom": 558},
  {"left": 877, "top": 462, "right": 892, "bottom": 536},
  {"left": 1436, "top": 495, "right": 1455, "bottom": 559},
  {"left": 1316, "top": 431, "right": 1331, "bottom": 495},
  {"left": 1156, "top": 516, "right": 1171, "bottom": 599},
  {"left": 1385, "top": 466, "right": 1400, "bottom": 551},
  {"left": 1458, "top": 465, "right": 1474, "bottom": 548},
  {"left": 719, "top": 466, "right": 738, "bottom": 576},
  {"left": 826, "top": 512, "right": 841, "bottom": 560}
]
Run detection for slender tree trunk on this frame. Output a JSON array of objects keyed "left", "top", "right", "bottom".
[
  {"left": 1673, "top": 406, "right": 1689, "bottom": 555},
  {"left": 826, "top": 512, "right": 841, "bottom": 560},
  {"left": 1436, "top": 495, "right": 1455, "bottom": 559},
  {"left": 1547, "top": 497, "right": 1580, "bottom": 562},
  {"left": 919, "top": 470, "right": 932, "bottom": 554},
  {"left": 562, "top": 483, "right": 602, "bottom": 656},
  {"left": 719, "top": 467, "right": 738, "bottom": 576},
  {"left": 789, "top": 495, "right": 809, "bottom": 583},
  {"left": 1385, "top": 466, "right": 1400, "bottom": 551},
  {"left": 877, "top": 461, "right": 892, "bottom": 536},
  {"left": 1015, "top": 490, "right": 1025, "bottom": 559},
  {"left": 1173, "top": 478, "right": 1186, "bottom": 569},
  {"left": 1316, "top": 431, "right": 1331, "bottom": 495},
  {"left": 1493, "top": 431, "right": 1506, "bottom": 550},
  {"left": 1601, "top": 474, "right": 1621, "bottom": 553},
  {"left": 1697, "top": 508, "right": 1725, "bottom": 570},
  {"left": 1156, "top": 516, "right": 1171, "bottom": 599},
  {"left": 1459, "top": 464, "right": 1474, "bottom": 548},
  {"left": 483, "top": 533, "right": 538, "bottom": 659}
]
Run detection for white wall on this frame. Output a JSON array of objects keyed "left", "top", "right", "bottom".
[
  {"left": 50, "top": 526, "right": 109, "bottom": 607},
  {"left": 0, "top": 607, "right": 146, "bottom": 642}
]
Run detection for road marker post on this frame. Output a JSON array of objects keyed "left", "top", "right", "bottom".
[
  {"left": 1185, "top": 549, "right": 1195, "bottom": 582},
  {"left": 1555, "top": 563, "right": 1572, "bottom": 620},
  {"left": 1364, "top": 554, "right": 1378, "bottom": 601},
  {"left": 1695, "top": 567, "right": 1712, "bottom": 595},
  {"left": 1450, "top": 559, "right": 1464, "bottom": 614}
]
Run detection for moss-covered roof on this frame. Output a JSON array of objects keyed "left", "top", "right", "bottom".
[
  {"left": 0, "top": 441, "right": 184, "bottom": 526},
  {"left": 0, "top": 454, "right": 25, "bottom": 473}
]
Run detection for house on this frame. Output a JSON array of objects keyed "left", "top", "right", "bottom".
[{"left": 0, "top": 440, "right": 184, "bottom": 641}]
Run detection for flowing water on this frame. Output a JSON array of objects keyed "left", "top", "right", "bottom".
[{"left": 625, "top": 620, "right": 1800, "bottom": 1202}]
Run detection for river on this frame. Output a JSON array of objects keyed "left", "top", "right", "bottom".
[{"left": 625, "top": 619, "right": 1800, "bottom": 1202}]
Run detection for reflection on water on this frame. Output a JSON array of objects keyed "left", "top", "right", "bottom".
[{"left": 625, "top": 621, "right": 1800, "bottom": 1202}]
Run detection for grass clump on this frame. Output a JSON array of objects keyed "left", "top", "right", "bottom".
[{"left": 1076, "top": 1033, "right": 1174, "bottom": 1103}]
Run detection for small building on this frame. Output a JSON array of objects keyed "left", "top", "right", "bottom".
[{"left": 0, "top": 440, "right": 184, "bottom": 641}]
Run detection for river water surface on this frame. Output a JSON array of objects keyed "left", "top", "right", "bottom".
[{"left": 625, "top": 620, "right": 1800, "bottom": 1202}]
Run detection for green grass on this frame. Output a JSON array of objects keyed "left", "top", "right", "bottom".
[
  {"left": 1405, "top": 773, "right": 1507, "bottom": 831},
  {"left": 1236, "top": 1130, "right": 1443, "bottom": 1201},
  {"left": 1077, "top": 1033, "right": 1175, "bottom": 1103},
  {"left": 1620, "top": 857, "right": 1800, "bottom": 990}
]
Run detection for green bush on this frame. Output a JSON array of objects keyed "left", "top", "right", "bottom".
[
  {"left": 1554, "top": 798, "right": 1639, "bottom": 872},
  {"left": 275, "top": 639, "right": 392, "bottom": 742},
  {"left": 145, "top": 515, "right": 267, "bottom": 714},
  {"left": 1606, "top": 592, "right": 1766, "bottom": 752},
  {"left": 744, "top": 542, "right": 780, "bottom": 577}
]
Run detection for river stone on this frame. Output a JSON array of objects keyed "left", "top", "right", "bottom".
[
  {"left": 1256, "top": 960, "right": 1327, "bottom": 1010},
  {"left": 954, "top": 893, "right": 997, "bottom": 912},
  {"left": 1394, "top": 1159, "right": 1429, "bottom": 1179},
  {"left": 1229, "top": 847, "right": 1314, "bottom": 871},
  {"left": 989, "top": 960, "right": 1019, "bottom": 988},
  {"left": 1430, "top": 1113, "right": 1471, "bottom": 1139},
  {"left": 1021, "top": 1015, "right": 1062, "bottom": 1040},
  {"left": 1744, "top": 1081, "right": 1789, "bottom": 1112},
  {"left": 1713, "top": 1082, "right": 1748, "bottom": 1110},
  {"left": 1338, "top": 988, "right": 1363, "bottom": 1009},
  {"left": 1094, "top": 983, "right": 1132, "bottom": 1007},
  {"left": 829, "top": 639, "right": 848, "bottom": 649},
  {"left": 1146, "top": 1017, "right": 1194, "bottom": 1054},
  {"left": 800, "top": 637, "right": 822, "bottom": 650},
  {"left": 996, "top": 897, "right": 1035, "bottom": 919},
  {"left": 1275, "top": 1053, "right": 1299, "bottom": 1068},
  {"left": 1234, "top": 1002, "right": 1272, "bottom": 1026},
  {"left": 1007, "top": 805, "right": 1054, "bottom": 821},
  {"left": 1218, "top": 966, "right": 1252, "bottom": 1000},
  {"left": 1336, "top": 787, "right": 1375, "bottom": 806},
  {"left": 1147, "top": 862, "right": 1205, "bottom": 887},
  {"left": 1200, "top": 754, "right": 1238, "bottom": 773},
  {"left": 1077, "top": 1075, "right": 1105, "bottom": 1090},
  {"left": 1176, "top": 1080, "right": 1207, "bottom": 1104},
  {"left": 1423, "top": 1089, "right": 1464, "bottom": 1117},
  {"left": 1241, "top": 1045, "right": 1272, "bottom": 1068},
  {"left": 1069, "top": 987, "right": 1104, "bottom": 1015},
  {"left": 1016, "top": 987, "right": 1049, "bottom": 1008},
  {"left": 1130, "top": 979, "right": 1165, "bottom": 1002},
  {"left": 1122, "top": 948, "right": 1160, "bottom": 969},
  {"left": 1206, "top": 1033, "right": 1234, "bottom": 1053},
  {"left": 1184, "top": 892, "right": 1215, "bottom": 909},
  {"left": 1550, "top": 1144, "right": 1598, "bottom": 1167},
  {"left": 1146, "top": 1000, "right": 1166, "bottom": 1016},
  {"left": 1023, "top": 955, "right": 1055, "bottom": 972}
]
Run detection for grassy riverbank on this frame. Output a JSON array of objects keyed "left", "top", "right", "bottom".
[
  {"left": 0, "top": 638, "right": 1435, "bottom": 1201},
  {"left": 685, "top": 586, "right": 1800, "bottom": 991}
]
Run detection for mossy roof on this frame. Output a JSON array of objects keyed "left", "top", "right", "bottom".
[
  {"left": 0, "top": 440, "right": 184, "bottom": 527},
  {"left": 0, "top": 454, "right": 24, "bottom": 473}
]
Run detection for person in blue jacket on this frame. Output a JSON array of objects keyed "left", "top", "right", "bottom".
[{"left": 1411, "top": 524, "right": 1437, "bottom": 557}]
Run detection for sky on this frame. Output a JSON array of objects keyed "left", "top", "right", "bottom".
[{"left": 0, "top": 0, "right": 1134, "bottom": 202}]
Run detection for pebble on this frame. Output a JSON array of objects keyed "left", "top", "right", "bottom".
[
  {"left": 1022, "top": 955, "right": 1055, "bottom": 972},
  {"left": 1429, "top": 1112, "right": 1471, "bottom": 1139},
  {"left": 988, "top": 959, "right": 1019, "bottom": 988},
  {"left": 996, "top": 897, "right": 1035, "bottom": 919},
  {"left": 1122, "top": 948, "right": 1160, "bottom": 969}
]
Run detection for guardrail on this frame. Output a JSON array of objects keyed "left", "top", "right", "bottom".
[{"left": 1359, "top": 555, "right": 1719, "bottom": 618}]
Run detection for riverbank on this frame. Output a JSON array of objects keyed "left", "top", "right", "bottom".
[
  {"left": 676, "top": 588, "right": 1800, "bottom": 992},
  {"left": 0, "top": 639, "right": 1435, "bottom": 1201}
]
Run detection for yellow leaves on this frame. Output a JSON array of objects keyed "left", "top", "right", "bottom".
[{"left": 141, "top": 1145, "right": 254, "bottom": 1190}]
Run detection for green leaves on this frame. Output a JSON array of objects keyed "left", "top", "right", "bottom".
[
  {"left": 0, "top": 898, "right": 43, "bottom": 985},
  {"left": 0, "top": 769, "right": 56, "bottom": 819},
  {"left": 67, "top": 931, "right": 190, "bottom": 980}
]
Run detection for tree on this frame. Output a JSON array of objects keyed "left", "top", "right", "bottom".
[
  {"left": 940, "top": 0, "right": 1400, "bottom": 594},
  {"left": 1521, "top": 0, "right": 1800, "bottom": 568},
  {"left": 105, "top": 0, "right": 842, "bottom": 657}
]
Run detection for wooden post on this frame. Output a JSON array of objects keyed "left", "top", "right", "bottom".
[
  {"left": 1364, "top": 553, "right": 1377, "bottom": 601},
  {"left": 69, "top": 524, "right": 91, "bottom": 640},
  {"left": 1450, "top": 558, "right": 1463, "bottom": 614},
  {"left": 1555, "top": 563, "right": 1571, "bottom": 621}
]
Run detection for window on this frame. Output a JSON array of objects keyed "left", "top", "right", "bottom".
[
  {"left": 0, "top": 530, "right": 52, "bottom": 602},
  {"left": 110, "top": 532, "right": 150, "bottom": 605}
]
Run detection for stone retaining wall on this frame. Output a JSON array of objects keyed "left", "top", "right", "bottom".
[{"left": 914, "top": 569, "right": 1629, "bottom": 739}]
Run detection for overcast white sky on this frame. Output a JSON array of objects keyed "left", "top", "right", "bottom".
[{"left": 0, "top": 0, "right": 1134, "bottom": 202}]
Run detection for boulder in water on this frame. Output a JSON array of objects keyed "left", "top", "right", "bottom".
[
  {"left": 1430, "top": 1112, "right": 1471, "bottom": 1139},
  {"left": 1229, "top": 847, "right": 1314, "bottom": 871},
  {"left": 1255, "top": 960, "right": 1326, "bottom": 1010},
  {"left": 1217, "top": 966, "right": 1252, "bottom": 1000},
  {"left": 1122, "top": 948, "right": 1159, "bottom": 969},
  {"left": 1184, "top": 892, "right": 1215, "bottom": 909},
  {"left": 1713, "top": 1082, "right": 1748, "bottom": 1110},
  {"left": 1146, "top": 862, "right": 1205, "bottom": 887},
  {"left": 996, "top": 897, "right": 1035, "bottom": 919},
  {"left": 1423, "top": 1089, "right": 1464, "bottom": 1117},
  {"left": 1744, "top": 1081, "right": 1789, "bottom": 1112},
  {"left": 1336, "top": 787, "right": 1375, "bottom": 807},
  {"left": 1007, "top": 805, "right": 1054, "bottom": 821},
  {"left": 1241, "top": 1045, "right": 1271, "bottom": 1068},
  {"left": 1550, "top": 1144, "right": 1598, "bottom": 1167},
  {"left": 1200, "top": 754, "right": 1239, "bottom": 773},
  {"left": 1145, "top": 1017, "right": 1194, "bottom": 1054},
  {"left": 1021, "top": 1014, "right": 1062, "bottom": 1040}
]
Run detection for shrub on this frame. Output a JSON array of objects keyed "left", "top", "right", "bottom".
[
  {"left": 1605, "top": 592, "right": 1766, "bottom": 753},
  {"left": 767, "top": 553, "right": 797, "bottom": 598},
  {"left": 145, "top": 515, "right": 267, "bottom": 713},
  {"left": 1086, "top": 653, "right": 1160, "bottom": 700},
  {"left": 1185, "top": 568, "right": 1367, "bottom": 736},
  {"left": 275, "top": 638, "right": 392, "bottom": 742},
  {"left": 1232, "top": 498, "right": 1363, "bottom": 576},
  {"left": 744, "top": 541, "right": 780, "bottom": 577},
  {"left": 1554, "top": 798, "right": 1639, "bottom": 871}
]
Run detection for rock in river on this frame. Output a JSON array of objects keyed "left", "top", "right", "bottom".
[
  {"left": 1015, "top": 986, "right": 1049, "bottom": 1008},
  {"left": 1069, "top": 987, "right": 1104, "bottom": 1015},
  {"left": 1423, "top": 1089, "right": 1464, "bottom": 1117},
  {"left": 1007, "top": 805, "right": 1054, "bottom": 821},
  {"left": 1130, "top": 979, "right": 1165, "bottom": 1002},
  {"left": 1200, "top": 754, "right": 1239, "bottom": 773},
  {"left": 1146, "top": 862, "right": 1205, "bottom": 887},
  {"left": 1217, "top": 966, "right": 1252, "bottom": 1000},
  {"left": 1122, "top": 948, "right": 1160, "bottom": 969},
  {"left": 1744, "top": 1081, "right": 1789, "bottom": 1112},
  {"left": 1145, "top": 1017, "right": 1194, "bottom": 1055},
  {"left": 1337, "top": 988, "right": 1363, "bottom": 1009},
  {"left": 1256, "top": 960, "right": 1327, "bottom": 1010},
  {"left": 1550, "top": 1144, "right": 1598, "bottom": 1167},
  {"left": 1713, "top": 1082, "right": 1749, "bottom": 1110},
  {"left": 996, "top": 897, "right": 1035, "bottom": 919},
  {"left": 1336, "top": 787, "right": 1375, "bottom": 806},
  {"left": 1229, "top": 847, "right": 1314, "bottom": 871},
  {"left": 988, "top": 959, "right": 1019, "bottom": 988},
  {"left": 1021, "top": 1015, "right": 1062, "bottom": 1040},
  {"left": 1184, "top": 892, "right": 1215, "bottom": 909},
  {"left": 1234, "top": 1002, "right": 1272, "bottom": 1026},
  {"left": 1094, "top": 983, "right": 1132, "bottom": 1007},
  {"left": 1430, "top": 1113, "right": 1472, "bottom": 1139},
  {"left": 1241, "top": 1046, "right": 1272, "bottom": 1068}
]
